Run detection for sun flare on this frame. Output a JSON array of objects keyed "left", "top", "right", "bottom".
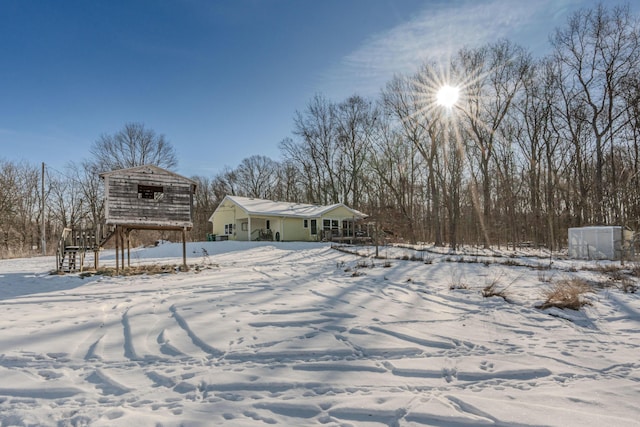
[{"left": 436, "top": 85, "right": 460, "bottom": 108}]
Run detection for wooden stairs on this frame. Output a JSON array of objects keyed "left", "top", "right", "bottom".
[{"left": 56, "top": 225, "right": 115, "bottom": 273}]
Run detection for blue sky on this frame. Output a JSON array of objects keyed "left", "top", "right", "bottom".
[{"left": 1, "top": 0, "right": 634, "bottom": 178}]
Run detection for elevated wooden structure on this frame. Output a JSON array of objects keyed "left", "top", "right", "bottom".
[
  {"left": 101, "top": 165, "right": 197, "bottom": 273},
  {"left": 56, "top": 165, "right": 196, "bottom": 274}
]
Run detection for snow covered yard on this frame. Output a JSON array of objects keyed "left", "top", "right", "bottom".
[{"left": 0, "top": 241, "right": 638, "bottom": 426}]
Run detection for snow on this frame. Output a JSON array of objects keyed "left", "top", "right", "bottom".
[{"left": 0, "top": 241, "right": 638, "bottom": 426}]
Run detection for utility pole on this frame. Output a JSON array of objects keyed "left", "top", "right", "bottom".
[{"left": 41, "top": 162, "right": 46, "bottom": 255}]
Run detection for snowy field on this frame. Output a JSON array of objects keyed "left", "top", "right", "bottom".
[{"left": 0, "top": 241, "right": 638, "bottom": 426}]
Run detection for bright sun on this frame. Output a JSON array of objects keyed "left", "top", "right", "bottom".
[{"left": 436, "top": 85, "right": 460, "bottom": 108}]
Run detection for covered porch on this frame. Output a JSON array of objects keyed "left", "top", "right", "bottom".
[{"left": 236, "top": 215, "right": 284, "bottom": 242}]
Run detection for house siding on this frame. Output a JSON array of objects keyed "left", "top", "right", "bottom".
[
  {"left": 282, "top": 218, "right": 312, "bottom": 241},
  {"left": 211, "top": 205, "right": 237, "bottom": 239},
  {"left": 323, "top": 205, "right": 361, "bottom": 219}
]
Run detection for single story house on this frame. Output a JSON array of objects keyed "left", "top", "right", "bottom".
[{"left": 208, "top": 195, "right": 368, "bottom": 242}]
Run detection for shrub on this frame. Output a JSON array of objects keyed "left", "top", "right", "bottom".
[
  {"left": 537, "top": 278, "right": 594, "bottom": 310},
  {"left": 481, "top": 281, "right": 509, "bottom": 301},
  {"left": 537, "top": 270, "right": 553, "bottom": 283},
  {"left": 480, "top": 272, "right": 512, "bottom": 301},
  {"left": 500, "top": 259, "right": 522, "bottom": 267},
  {"left": 595, "top": 264, "right": 625, "bottom": 281},
  {"left": 619, "top": 279, "right": 638, "bottom": 294},
  {"left": 629, "top": 263, "right": 640, "bottom": 277},
  {"left": 449, "top": 271, "right": 468, "bottom": 290}
]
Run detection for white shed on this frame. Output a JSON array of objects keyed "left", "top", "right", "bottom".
[{"left": 568, "top": 226, "right": 633, "bottom": 260}]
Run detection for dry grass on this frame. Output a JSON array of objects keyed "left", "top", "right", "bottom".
[
  {"left": 594, "top": 264, "right": 625, "bottom": 281},
  {"left": 629, "top": 263, "right": 640, "bottom": 278},
  {"left": 79, "top": 264, "right": 179, "bottom": 277},
  {"left": 537, "top": 278, "right": 594, "bottom": 311},
  {"left": 356, "top": 260, "right": 373, "bottom": 269}
]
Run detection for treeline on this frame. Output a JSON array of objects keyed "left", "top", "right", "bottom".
[
  {"left": 2, "top": 4, "right": 640, "bottom": 256},
  {"left": 193, "top": 4, "right": 640, "bottom": 249}
]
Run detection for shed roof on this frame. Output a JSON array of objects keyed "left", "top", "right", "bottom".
[
  {"left": 99, "top": 164, "right": 197, "bottom": 187},
  {"left": 209, "top": 195, "right": 367, "bottom": 221}
]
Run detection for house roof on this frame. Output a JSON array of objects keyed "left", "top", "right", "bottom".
[{"left": 210, "top": 195, "right": 367, "bottom": 221}]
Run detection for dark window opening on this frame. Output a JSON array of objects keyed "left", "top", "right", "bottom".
[
  {"left": 138, "top": 184, "right": 164, "bottom": 200},
  {"left": 310, "top": 219, "right": 317, "bottom": 235}
]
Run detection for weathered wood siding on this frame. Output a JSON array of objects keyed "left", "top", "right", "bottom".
[{"left": 104, "top": 169, "right": 194, "bottom": 228}]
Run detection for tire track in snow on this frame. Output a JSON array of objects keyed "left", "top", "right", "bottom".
[
  {"left": 84, "top": 335, "right": 104, "bottom": 361},
  {"left": 169, "top": 304, "right": 223, "bottom": 357},
  {"left": 86, "top": 369, "right": 133, "bottom": 396},
  {"left": 121, "top": 308, "right": 138, "bottom": 361},
  {"left": 369, "top": 325, "right": 457, "bottom": 350},
  {"left": 157, "top": 329, "right": 187, "bottom": 358}
]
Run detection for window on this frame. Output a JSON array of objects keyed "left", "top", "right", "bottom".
[
  {"left": 310, "top": 219, "right": 317, "bottom": 235},
  {"left": 266, "top": 220, "right": 271, "bottom": 230},
  {"left": 323, "top": 219, "right": 339, "bottom": 230},
  {"left": 138, "top": 184, "right": 164, "bottom": 200},
  {"left": 303, "top": 219, "right": 308, "bottom": 228},
  {"left": 323, "top": 219, "right": 339, "bottom": 237},
  {"left": 343, "top": 220, "right": 353, "bottom": 236},
  {"left": 224, "top": 223, "right": 234, "bottom": 235}
]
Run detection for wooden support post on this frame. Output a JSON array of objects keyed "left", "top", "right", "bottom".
[
  {"left": 115, "top": 226, "right": 120, "bottom": 275},
  {"left": 182, "top": 228, "right": 187, "bottom": 271},
  {"left": 120, "top": 228, "right": 125, "bottom": 271},
  {"left": 126, "top": 228, "right": 131, "bottom": 268}
]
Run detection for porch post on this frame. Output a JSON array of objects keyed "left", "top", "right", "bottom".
[{"left": 280, "top": 217, "right": 284, "bottom": 242}]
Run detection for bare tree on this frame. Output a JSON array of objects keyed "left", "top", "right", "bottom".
[
  {"left": 47, "top": 171, "right": 86, "bottom": 231},
  {"left": 551, "top": 3, "right": 640, "bottom": 223},
  {"left": 90, "top": 122, "right": 178, "bottom": 172},
  {"left": 190, "top": 175, "right": 218, "bottom": 240},
  {"left": 211, "top": 167, "right": 239, "bottom": 201},
  {"left": 367, "top": 116, "right": 426, "bottom": 243},
  {"left": 456, "top": 39, "right": 531, "bottom": 247},
  {"left": 0, "top": 160, "right": 44, "bottom": 255},
  {"left": 290, "top": 94, "right": 340, "bottom": 204},
  {"left": 382, "top": 72, "right": 444, "bottom": 245},
  {"left": 271, "top": 160, "right": 304, "bottom": 203},
  {"left": 334, "top": 95, "right": 377, "bottom": 208},
  {"left": 235, "top": 155, "right": 278, "bottom": 199}
]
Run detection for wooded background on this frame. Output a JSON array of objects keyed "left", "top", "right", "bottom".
[{"left": 2, "top": 4, "right": 639, "bottom": 257}]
